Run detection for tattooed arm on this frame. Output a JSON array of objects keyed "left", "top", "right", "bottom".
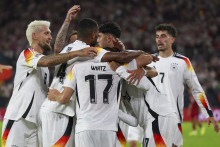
[
  {"left": 37, "top": 47, "right": 97, "bottom": 67},
  {"left": 54, "top": 5, "right": 81, "bottom": 53}
]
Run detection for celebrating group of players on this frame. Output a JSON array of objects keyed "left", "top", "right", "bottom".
[{"left": 1, "top": 5, "right": 219, "bottom": 147}]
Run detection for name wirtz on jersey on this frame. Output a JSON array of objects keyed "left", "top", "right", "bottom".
[{"left": 91, "top": 66, "right": 106, "bottom": 71}]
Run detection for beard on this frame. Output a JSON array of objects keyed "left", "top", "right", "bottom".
[
  {"left": 158, "top": 48, "right": 166, "bottom": 52},
  {"left": 39, "top": 42, "right": 52, "bottom": 55}
]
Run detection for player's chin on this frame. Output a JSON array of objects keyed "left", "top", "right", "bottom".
[{"left": 158, "top": 48, "right": 166, "bottom": 52}]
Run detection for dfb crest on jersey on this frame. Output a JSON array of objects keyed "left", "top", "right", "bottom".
[
  {"left": 170, "top": 63, "right": 178, "bottom": 71},
  {"left": 66, "top": 47, "right": 72, "bottom": 52}
]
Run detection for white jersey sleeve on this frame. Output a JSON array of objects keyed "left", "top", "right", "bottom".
[
  {"left": 23, "top": 48, "right": 44, "bottom": 70},
  {"left": 183, "top": 57, "right": 213, "bottom": 118},
  {"left": 63, "top": 66, "right": 77, "bottom": 91}
]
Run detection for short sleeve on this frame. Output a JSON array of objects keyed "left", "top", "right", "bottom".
[
  {"left": 89, "top": 47, "right": 109, "bottom": 63},
  {"left": 63, "top": 65, "right": 77, "bottom": 90},
  {"left": 23, "top": 48, "right": 44, "bottom": 69}
]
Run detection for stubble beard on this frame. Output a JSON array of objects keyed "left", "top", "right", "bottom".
[{"left": 39, "top": 43, "right": 52, "bottom": 55}]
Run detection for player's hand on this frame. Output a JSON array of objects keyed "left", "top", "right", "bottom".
[
  {"left": 65, "top": 5, "right": 81, "bottom": 22},
  {"left": 108, "top": 61, "right": 122, "bottom": 71},
  {"left": 0, "top": 65, "right": 12, "bottom": 73},
  {"left": 207, "top": 117, "right": 219, "bottom": 132},
  {"left": 48, "top": 89, "right": 60, "bottom": 101},
  {"left": 79, "top": 47, "right": 97, "bottom": 58},
  {"left": 112, "top": 38, "right": 125, "bottom": 51},
  {"left": 126, "top": 68, "right": 144, "bottom": 85},
  {"left": 151, "top": 55, "right": 159, "bottom": 62}
]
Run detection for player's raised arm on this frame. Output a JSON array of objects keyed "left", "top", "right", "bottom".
[
  {"left": 54, "top": 5, "right": 81, "bottom": 53},
  {"left": 37, "top": 47, "right": 97, "bottom": 67}
]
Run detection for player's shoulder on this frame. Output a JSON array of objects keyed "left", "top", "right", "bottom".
[
  {"left": 172, "top": 52, "right": 192, "bottom": 67},
  {"left": 172, "top": 52, "right": 189, "bottom": 59},
  {"left": 22, "top": 48, "right": 42, "bottom": 58}
]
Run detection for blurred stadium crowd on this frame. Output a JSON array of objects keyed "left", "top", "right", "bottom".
[{"left": 0, "top": 0, "right": 220, "bottom": 108}]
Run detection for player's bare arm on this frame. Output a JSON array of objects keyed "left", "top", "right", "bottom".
[
  {"left": 54, "top": 5, "right": 81, "bottom": 53},
  {"left": 101, "top": 50, "right": 146, "bottom": 63},
  {"left": 48, "top": 87, "right": 74, "bottom": 104},
  {"left": 37, "top": 47, "right": 97, "bottom": 67}
]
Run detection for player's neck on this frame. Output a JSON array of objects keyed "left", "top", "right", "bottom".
[
  {"left": 31, "top": 43, "right": 43, "bottom": 53},
  {"left": 159, "top": 48, "right": 174, "bottom": 58},
  {"left": 78, "top": 38, "right": 91, "bottom": 46}
]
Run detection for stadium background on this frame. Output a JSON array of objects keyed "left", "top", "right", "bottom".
[{"left": 0, "top": 0, "right": 220, "bottom": 146}]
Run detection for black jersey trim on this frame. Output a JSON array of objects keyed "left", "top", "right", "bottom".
[
  {"left": 117, "top": 81, "right": 121, "bottom": 102},
  {"left": 22, "top": 91, "right": 35, "bottom": 118},
  {"left": 176, "top": 96, "right": 182, "bottom": 122},
  {"left": 147, "top": 77, "right": 160, "bottom": 93},
  {"left": 75, "top": 85, "right": 80, "bottom": 108}
]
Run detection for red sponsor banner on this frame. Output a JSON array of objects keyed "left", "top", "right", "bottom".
[
  {"left": 0, "top": 108, "right": 6, "bottom": 120},
  {"left": 183, "top": 108, "right": 220, "bottom": 122}
]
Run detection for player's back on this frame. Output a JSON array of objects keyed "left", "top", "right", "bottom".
[{"left": 73, "top": 62, "right": 121, "bottom": 133}]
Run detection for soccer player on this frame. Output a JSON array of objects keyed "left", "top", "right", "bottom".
[
  {"left": 48, "top": 61, "right": 124, "bottom": 147},
  {"left": 0, "top": 16, "right": 97, "bottom": 147},
  {"left": 127, "top": 23, "right": 219, "bottom": 146}
]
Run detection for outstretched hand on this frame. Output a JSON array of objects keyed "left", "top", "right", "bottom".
[
  {"left": 65, "top": 5, "right": 81, "bottom": 22},
  {"left": 126, "top": 68, "right": 145, "bottom": 85},
  {"left": 80, "top": 47, "right": 97, "bottom": 58},
  {"left": 207, "top": 117, "right": 219, "bottom": 132},
  {"left": 48, "top": 89, "right": 60, "bottom": 101}
]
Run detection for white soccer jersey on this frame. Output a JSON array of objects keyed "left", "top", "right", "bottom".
[
  {"left": 40, "top": 40, "right": 108, "bottom": 116},
  {"left": 117, "top": 60, "right": 175, "bottom": 127},
  {"left": 4, "top": 48, "right": 49, "bottom": 123},
  {"left": 63, "top": 62, "right": 122, "bottom": 133},
  {"left": 148, "top": 52, "right": 213, "bottom": 122}
]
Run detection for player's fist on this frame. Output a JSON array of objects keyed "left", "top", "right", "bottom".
[{"left": 48, "top": 89, "right": 60, "bottom": 101}]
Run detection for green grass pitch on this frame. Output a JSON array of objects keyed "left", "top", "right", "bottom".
[{"left": 0, "top": 121, "right": 219, "bottom": 147}]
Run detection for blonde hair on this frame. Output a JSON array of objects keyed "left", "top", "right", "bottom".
[{"left": 26, "top": 20, "right": 50, "bottom": 46}]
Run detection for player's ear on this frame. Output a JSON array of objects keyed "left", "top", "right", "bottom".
[
  {"left": 32, "top": 32, "right": 37, "bottom": 40},
  {"left": 171, "top": 37, "right": 175, "bottom": 43},
  {"left": 108, "top": 34, "right": 113, "bottom": 43},
  {"left": 91, "top": 31, "right": 96, "bottom": 40}
]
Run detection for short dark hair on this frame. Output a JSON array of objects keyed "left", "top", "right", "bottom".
[
  {"left": 99, "top": 22, "right": 121, "bottom": 38},
  {"left": 77, "top": 18, "right": 98, "bottom": 38},
  {"left": 155, "top": 24, "right": 177, "bottom": 37}
]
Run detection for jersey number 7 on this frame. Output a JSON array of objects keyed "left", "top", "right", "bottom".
[{"left": 85, "top": 74, "right": 113, "bottom": 104}]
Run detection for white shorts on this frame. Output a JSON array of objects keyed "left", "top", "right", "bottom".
[
  {"left": 127, "top": 125, "right": 144, "bottom": 143},
  {"left": 143, "top": 113, "right": 179, "bottom": 147},
  {"left": 173, "top": 123, "right": 183, "bottom": 147},
  {"left": 38, "top": 108, "right": 75, "bottom": 147},
  {"left": 1, "top": 117, "right": 38, "bottom": 147},
  {"left": 75, "top": 130, "right": 118, "bottom": 147}
]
